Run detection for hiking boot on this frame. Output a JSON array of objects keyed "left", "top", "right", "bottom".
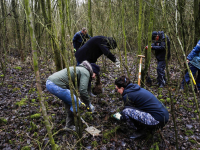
[{"left": 129, "top": 130, "right": 146, "bottom": 139}]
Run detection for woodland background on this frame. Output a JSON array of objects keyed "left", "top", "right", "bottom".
[{"left": 0, "top": 0, "right": 200, "bottom": 149}]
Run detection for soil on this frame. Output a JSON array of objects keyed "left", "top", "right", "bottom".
[{"left": 0, "top": 54, "right": 200, "bottom": 150}]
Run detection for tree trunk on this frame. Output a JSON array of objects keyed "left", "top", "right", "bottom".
[
  {"left": 88, "top": 0, "right": 93, "bottom": 36},
  {"left": 12, "top": 0, "right": 24, "bottom": 61},
  {"left": 24, "top": 0, "right": 56, "bottom": 149},
  {"left": 40, "top": 0, "right": 62, "bottom": 71}
]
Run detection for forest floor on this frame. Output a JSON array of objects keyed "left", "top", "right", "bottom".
[{"left": 0, "top": 53, "right": 200, "bottom": 150}]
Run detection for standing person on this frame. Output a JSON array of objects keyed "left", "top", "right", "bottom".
[
  {"left": 114, "top": 76, "right": 169, "bottom": 139},
  {"left": 146, "top": 31, "right": 170, "bottom": 88},
  {"left": 73, "top": 27, "right": 91, "bottom": 52},
  {"left": 46, "top": 61, "right": 100, "bottom": 130},
  {"left": 181, "top": 40, "right": 200, "bottom": 92},
  {"left": 75, "top": 36, "right": 120, "bottom": 67}
]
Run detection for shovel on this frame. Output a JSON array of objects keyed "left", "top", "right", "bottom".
[{"left": 80, "top": 117, "right": 101, "bottom": 136}]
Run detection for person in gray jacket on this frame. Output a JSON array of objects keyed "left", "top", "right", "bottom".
[{"left": 46, "top": 61, "right": 100, "bottom": 130}]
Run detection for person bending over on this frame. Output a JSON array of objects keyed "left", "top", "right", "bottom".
[{"left": 46, "top": 61, "right": 100, "bottom": 130}]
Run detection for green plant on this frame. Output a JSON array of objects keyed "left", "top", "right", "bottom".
[
  {"left": 29, "top": 122, "right": 37, "bottom": 132},
  {"left": 15, "top": 96, "right": 28, "bottom": 107},
  {"left": 91, "top": 140, "right": 98, "bottom": 147},
  {"left": 14, "top": 66, "right": 22, "bottom": 70},
  {"left": 21, "top": 146, "right": 31, "bottom": 150},
  {"left": 0, "top": 118, "right": 7, "bottom": 124},
  {"left": 157, "top": 95, "right": 162, "bottom": 99},
  {"left": 31, "top": 113, "right": 41, "bottom": 119},
  {"left": 0, "top": 74, "right": 4, "bottom": 77},
  {"left": 12, "top": 87, "right": 20, "bottom": 92}
]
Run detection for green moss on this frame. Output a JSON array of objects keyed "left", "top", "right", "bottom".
[
  {"left": 9, "top": 140, "right": 13, "bottom": 144},
  {"left": 166, "top": 98, "right": 170, "bottom": 102},
  {"left": 21, "top": 146, "right": 31, "bottom": 150},
  {"left": 157, "top": 95, "right": 162, "bottom": 99},
  {"left": 0, "top": 118, "right": 7, "bottom": 124},
  {"left": 185, "top": 130, "right": 194, "bottom": 136},
  {"left": 12, "top": 87, "right": 20, "bottom": 92},
  {"left": 188, "top": 138, "right": 197, "bottom": 144},
  {"left": 15, "top": 96, "right": 28, "bottom": 107},
  {"left": 91, "top": 140, "right": 98, "bottom": 147},
  {"left": 14, "top": 66, "right": 22, "bottom": 70},
  {"left": 31, "top": 99, "right": 36, "bottom": 103},
  {"left": 31, "top": 113, "right": 41, "bottom": 119},
  {"left": 8, "top": 85, "right": 12, "bottom": 88},
  {"left": 0, "top": 74, "right": 4, "bottom": 77},
  {"left": 159, "top": 99, "right": 165, "bottom": 103}
]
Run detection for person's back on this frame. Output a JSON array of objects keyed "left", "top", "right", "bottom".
[
  {"left": 75, "top": 36, "right": 117, "bottom": 63},
  {"left": 122, "top": 83, "right": 169, "bottom": 124}
]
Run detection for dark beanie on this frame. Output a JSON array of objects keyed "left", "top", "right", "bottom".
[
  {"left": 152, "top": 31, "right": 158, "bottom": 40},
  {"left": 91, "top": 63, "right": 100, "bottom": 75},
  {"left": 107, "top": 37, "right": 117, "bottom": 49}
]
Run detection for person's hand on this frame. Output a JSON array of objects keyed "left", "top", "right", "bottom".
[
  {"left": 187, "top": 59, "right": 189, "bottom": 63},
  {"left": 113, "top": 112, "right": 121, "bottom": 120},
  {"left": 145, "top": 46, "right": 152, "bottom": 49},
  {"left": 115, "top": 58, "right": 120, "bottom": 68},
  {"left": 87, "top": 103, "right": 95, "bottom": 113}
]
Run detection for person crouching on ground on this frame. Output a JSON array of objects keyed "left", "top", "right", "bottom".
[
  {"left": 114, "top": 75, "right": 169, "bottom": 139},
  {"left": 46, "top": 61, "right": 100, "bottom": 130}
]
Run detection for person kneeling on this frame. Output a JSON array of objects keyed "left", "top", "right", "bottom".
[{"left": 114, "top": 76, "right": 169, "bottom": 139}]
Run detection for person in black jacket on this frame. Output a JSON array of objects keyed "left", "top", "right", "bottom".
[
  {"left": 75, "top": 36, "right": 120, "bottom": 67},
  {"left": 146, "top": 31, "right": 170, "bottom": 88},
  {"left": 114, "top": 76, "right": 169, "bottom": 139}
]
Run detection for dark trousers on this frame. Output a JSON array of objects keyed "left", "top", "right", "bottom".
[
  {"left": 181, "top": 63, "right": 200, "bottom": 90},
  {"left": 157, "top": 60, "right": 166, "bottom": 85}
]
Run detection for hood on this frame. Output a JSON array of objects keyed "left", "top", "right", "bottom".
[
  {"left": 122, "top": 83, "right": 140, "bottom": 96},
  {"left": 158, "top": 31, "right": 165, "bottom": 41}
]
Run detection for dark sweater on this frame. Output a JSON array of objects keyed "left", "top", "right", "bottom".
[
  {"left": 122, "top": 83, "right": 169, "bottom": 124},
  {"left": 75, "top": 36, "right": 117, "bottom": 63}
]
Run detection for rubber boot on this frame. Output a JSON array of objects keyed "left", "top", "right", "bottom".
[{"left": 64, "top": 104, "right": 75, "bottom": 131}]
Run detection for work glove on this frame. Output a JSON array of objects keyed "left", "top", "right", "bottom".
[
  {"left": 87, "top": 102, "right": 95, "bottom": 113},
  {"left": 145, "top": 46, "right": 152, "bottom": 50},
  {"left": 115, "top": 58, "right": 120, "bottom": 68},
  {"left": 113, "top": 112, "right": 122, "bottom": 120}
]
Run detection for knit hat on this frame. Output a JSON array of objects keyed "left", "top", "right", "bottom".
[
  {"left": 107, "top": 37, "right": 117, "bottom": 49},
  {"left": 91, "top": 63, "right": 100, "bottom": 75},
  {"left": 152, "top": 31, "right": 158, "bottom": 40}
]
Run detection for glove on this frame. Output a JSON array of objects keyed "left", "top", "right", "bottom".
[
  {"left": 87, "top": 102, "right": 95, "bottom": 113},
  {"left": 115, "top": 58, "right": 120, "bottom": 68},
  {"left": 113, "top": 112, "right": 121, "bottom": 120},
  {"left": 145, "top": 46, "right": 152, "bottom": 50}
]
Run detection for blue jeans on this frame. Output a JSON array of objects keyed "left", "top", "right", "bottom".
[
  {"left": 46, "top": 80, "right": 81, "bottom": 112},
  {"left": 181, "top": 63, "right": 200, "bottom": 90}
]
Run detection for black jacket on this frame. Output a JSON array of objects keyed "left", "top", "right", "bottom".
[
  {"left": 75, "top": 36, "right": 117, "bottom": 63},
  {"left": 151, "top": 31, "right": 170, "bottom": 61}
]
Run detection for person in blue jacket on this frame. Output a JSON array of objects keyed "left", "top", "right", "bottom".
[
  {"left": 114, "top": 75, "right": 169, "bottom": 139},
  {"left": 146, "top": 31, "right": 170, "bottom": 88},
  {"left": 73, "top": 27, "right": 91, "bottom": 52},
  {"left": 181, "top": 40, "right": 200, "bottom": 92},
  {"left": 75, "top": 36, "right": 120, "bottom": 67}
]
